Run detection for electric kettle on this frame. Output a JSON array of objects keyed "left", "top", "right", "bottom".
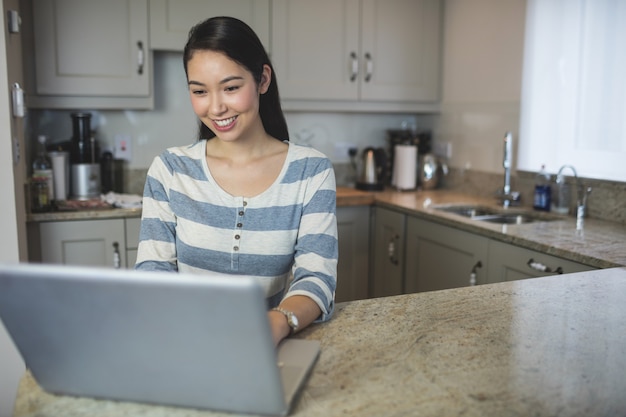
[{"left": 356, "top": 147, "right": 386, "bottom": 191}]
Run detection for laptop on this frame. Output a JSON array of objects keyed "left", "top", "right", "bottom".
[{"left": 0, "top": 263, "right": 320, "bottom": 416}]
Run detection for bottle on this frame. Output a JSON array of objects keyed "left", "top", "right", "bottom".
[
  {"left": 533, "top": 164, "right": 551, "bottom": 211},
  {"left": 32, "top": 135, "right": 54, "bottom": 202}
]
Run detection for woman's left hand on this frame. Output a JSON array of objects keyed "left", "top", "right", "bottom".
[{"left": 267, "top": 295, "right": 322, "bottom": 346}]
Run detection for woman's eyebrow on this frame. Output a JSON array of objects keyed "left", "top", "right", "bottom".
[{"left": 188, "top": 75, "right": 244, "bottom": 87}]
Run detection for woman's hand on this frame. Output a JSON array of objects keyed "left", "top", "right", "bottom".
[{"left": 267, "top": 295, "right": 322, "bottom": 346}]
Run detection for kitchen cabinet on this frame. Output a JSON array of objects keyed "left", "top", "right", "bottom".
[
  {"left": 149, "top": 0, "right": 270, "bottom": 52},
  {"left": 125, "top": 217, "right": 141, "bottom": 268},
  {"left": 404, "top": 216, "right": 488, "bottom": 292},
  {"left": 371, "top": 207, "right": 405, "bottom": 298},
  {"left": 271, "top": 0, "right": 441, "bottom": 112},
  {"left": 26, "top": 0, "right": 153, "bottom": 109},
  {"left": 29, "top": 217, "right": 141, "bottom": 269},
  {"left": 487, "top": 240, "right": 594, "bottom": 283},
  {"left": 336, "top": 206, "right": 370, "bottom": 302}
]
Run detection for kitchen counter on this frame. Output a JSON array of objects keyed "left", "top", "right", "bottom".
[
  {"left": 13, "top": 267, "right": 626, "bottom": 416},
  {"left": 369, "top": 189, "right": 626, "bottom": 269},
  {"left": 26, "top": 188, "right": 625, "bottom": 268}
]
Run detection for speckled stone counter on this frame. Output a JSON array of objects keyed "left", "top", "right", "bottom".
[
  {"left": 13, "top": 267, "right": 626, "bottom": 416},
  {"left": 369, "top": 190, "right": 626, "bottom": 269}
]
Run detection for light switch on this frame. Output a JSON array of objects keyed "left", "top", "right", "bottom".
[{"left": 114, "top": 134, "right": 132, "bottom": 161}]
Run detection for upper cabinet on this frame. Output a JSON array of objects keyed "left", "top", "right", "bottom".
[
  {"left": 271, "top": 0, "right": 442, "bottom": 112},
  {"left": 149, "top": 0, "right": 270, "bottom": 52},
  {"left": 27, "top": 0, "right": 153, "bottom": 109}
]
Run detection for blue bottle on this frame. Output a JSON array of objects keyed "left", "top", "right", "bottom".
[{"left": 533, "top": 165, "right": 551, "bottom": 211}]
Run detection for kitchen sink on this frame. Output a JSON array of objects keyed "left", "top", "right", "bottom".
[{"left": 433, "top": 205, "right": 562, "bottom": 225}]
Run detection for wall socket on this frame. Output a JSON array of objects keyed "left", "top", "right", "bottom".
[
  {"left": 333, "top": 141, "right": 358, "bottom": 161},
  {"left": 114, "top": 133, "right": 132, "bottom": 161},
  {"left": 433, "top": 141, "right": 452, "bottom": 159}
]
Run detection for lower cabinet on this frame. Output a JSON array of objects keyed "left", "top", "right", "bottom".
[
  {"left": 29, "top": 217, "right": 141, "bottom": 269},
  {"left": 487, "top": 240, "right": 594, "bottom": 282},
  {"left": 371, "top": 207, "right": 406, "bottom": 298},
  {"left": 336, "top": 206, "right": 370, "bottom": 303},
  {"left": 371, "top": 207, "right": 596, "bottom": 295},
  {"left": 405, "top": 216, "right": 488, "bottom": 292}
]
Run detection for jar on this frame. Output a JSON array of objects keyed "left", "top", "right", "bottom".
[{"left": 31, "top": 177, "right": 52, "bottom": 212}]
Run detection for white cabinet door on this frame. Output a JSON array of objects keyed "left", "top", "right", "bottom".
[
  {"left": 360, "top": 0, "right": 441, "bottom": 102},
  {"left": 272, "top": 0, "right": 441, "bottom": 108},
  {"left": 39, "top": 219, "right": 127, "bottom": 268},
  {"left": 272, "top": 0, "right": 360, "bottom": 101},
  {"left": 31, "top": 0, "right": 151, "bottom": 106},
  {"left": 149, "top": 0, "right": 270, "bottom": 51}
]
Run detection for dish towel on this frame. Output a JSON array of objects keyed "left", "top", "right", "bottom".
[{"left": 101, "top": 192, "right": 143, "bottom": 209}]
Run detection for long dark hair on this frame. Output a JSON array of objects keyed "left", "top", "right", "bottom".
[{"left": 183, "top": 16, "right": 289, "bottom": 142}]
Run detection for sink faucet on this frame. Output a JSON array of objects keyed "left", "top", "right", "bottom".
[
  {"left": 554, "top": 164, "right": 592, "bottom": 225},
  {"left": 498, "top": 131, "right": 520, "bottom": 207}
]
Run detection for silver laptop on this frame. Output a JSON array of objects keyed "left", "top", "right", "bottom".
[{"left": 0, "top": 263, "right": 320, "bottom": 416}]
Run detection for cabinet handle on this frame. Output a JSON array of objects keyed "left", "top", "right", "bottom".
[
  {"left": 349, "top": 52, "right": 358, "bottom": 82},
  {"left": 113, "top": 242, "right": 121, "bottom": 269},
  {"left": 137, "top": 41, "right": 144, "bottom": 75},
  {"left": 527, "top": 258, "right": 563, "bottom": 274},
  {"left": 388, "top": 234, "right": 400, "bottom": 265},
  {"left": 364, "top": 52, "right": 373, "bottom": 82},
  {"left": 470, "top": 260, "right": 482, "bottom": 286}
]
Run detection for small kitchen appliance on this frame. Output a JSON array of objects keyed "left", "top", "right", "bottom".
[
  {"left": 385, "top": 129, "right": 432, "bottom": 188},
  {"left": 355, "top": 147, "right": 386, "bottom": 191},
  {"left": 69, "top": 112, "right": 101, "bottom": 200}
]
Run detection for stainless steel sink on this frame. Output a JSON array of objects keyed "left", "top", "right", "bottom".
[{"left": 433, "top": 205, "right": 562, "bottom": 225}]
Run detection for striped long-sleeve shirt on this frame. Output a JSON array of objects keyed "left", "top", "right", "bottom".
[{"left": 135, "top": 140, "right": 337, "bottom": 321}]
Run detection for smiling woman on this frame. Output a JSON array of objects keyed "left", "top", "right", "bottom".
[{"left": 518, "top": 0, "right": 626, "bottom": 181}]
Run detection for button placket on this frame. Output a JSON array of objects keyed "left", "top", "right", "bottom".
[{"left": 231, "top": 198, "right": 247, "bottom": 270}]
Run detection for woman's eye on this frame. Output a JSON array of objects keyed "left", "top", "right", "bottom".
[
  {"left": 225, "top": 85, "right": 240, "bottom": 92},
  {"left": 191, "top": 89, "right": 205, "bottom": 95}
]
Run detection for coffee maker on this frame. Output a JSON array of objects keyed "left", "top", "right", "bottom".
[
  {"left": 385, "top": 128, "right": 432, "bottom": 187},
  {"left": 69, "top": 112, "right": 101, "bottom": 200}
]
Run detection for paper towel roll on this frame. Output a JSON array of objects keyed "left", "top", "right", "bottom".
[
  {"left": 393, "top": 145, "right": 417, "bottom": 190},
  {"left": 49, "top": 151, "right": 69, "bottom": 201}
]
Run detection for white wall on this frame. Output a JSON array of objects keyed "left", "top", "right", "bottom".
[
  {"left": 0, "top": 18, "right": 26, "bottom": 417},
  {"left": 434, "top": 0, "right": 526, "bottom": 174}
]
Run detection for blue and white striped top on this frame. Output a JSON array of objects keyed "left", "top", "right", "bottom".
[{"left": 135, "top": 140, "right": 337, "bottom": 321}]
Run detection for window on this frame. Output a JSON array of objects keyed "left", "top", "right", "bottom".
[{"left": 518, "top": 0, "right": 626, "bottom": 181}]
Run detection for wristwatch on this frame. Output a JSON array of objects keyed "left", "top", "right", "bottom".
[{"left": 272, "top": 307, "right": 299, "bottom": 334}]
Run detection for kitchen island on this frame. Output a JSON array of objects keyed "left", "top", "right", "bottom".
[{"left": 13, "top": 267, "right": 626, "bottom": 417}]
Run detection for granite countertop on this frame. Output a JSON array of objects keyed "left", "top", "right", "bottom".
[
  {"left": 368, "top": 189, "right": 626, "bottom": 269},
  {"left": 26, "top": 187, "right": 625, "bottom": 268},
  {"left": 13, "top": 267, "right": 626, "bottom": 416}
]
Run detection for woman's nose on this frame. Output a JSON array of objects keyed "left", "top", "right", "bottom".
[{"left": 209, "top": 93, "right": 227, "bottom": 115}]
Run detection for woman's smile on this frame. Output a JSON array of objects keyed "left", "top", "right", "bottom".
[{"left": 213, "top": 116, "right": 238, "bottom": 130}]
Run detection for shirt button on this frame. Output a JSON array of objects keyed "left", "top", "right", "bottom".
[
  {"left": 235, "top": 234, "right": 240, "bottom": 240},
  {"left": 243, "top": 201, "right": 248, "bottom": 206},
  {"left": 238, "top": 211, "right": 244, "bottom": 216},
  {"left": 233, "top": 246, "right": 239, "bottom": 251},
  {"left": 237, "top": 223, "right": 243, "bottom": 228}
]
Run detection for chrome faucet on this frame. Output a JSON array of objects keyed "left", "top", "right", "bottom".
[
  {"left": 554, "top": 164, "right": 592, "bottom": 228},
  {"left": 498, "top": 131, "right": 520, "bottom": 207}
]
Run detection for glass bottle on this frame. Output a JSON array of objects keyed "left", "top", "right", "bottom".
[
  {"left": 32, "top": 135, "right": 54, "bottom": 202},
  {"left": 533, "top": 164, "right": 551, "bottom": 211}
]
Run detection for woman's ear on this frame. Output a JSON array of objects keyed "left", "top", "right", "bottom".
[{"left": 259, "top": 64, "right": 272, "bottom": 94}]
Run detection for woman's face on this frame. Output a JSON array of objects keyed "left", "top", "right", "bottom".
[{"left": 186, "top": 50, "right": 271, "bottom": 142}]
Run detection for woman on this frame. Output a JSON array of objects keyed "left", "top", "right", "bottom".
[{"left": 135, "top": 16, "right": 337, "bottom": 345}]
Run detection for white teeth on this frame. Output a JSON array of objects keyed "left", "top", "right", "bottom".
[{"left": 214, "top": 116, "right": 236, "bottom": 127}]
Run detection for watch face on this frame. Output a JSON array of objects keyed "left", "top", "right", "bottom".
[{"left": 289, "top": 313, "right": 299, "bottom": 329}]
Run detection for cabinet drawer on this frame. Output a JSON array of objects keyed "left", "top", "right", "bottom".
[{"left": 487, "top": 240, "right": 595, "bottom": 283}]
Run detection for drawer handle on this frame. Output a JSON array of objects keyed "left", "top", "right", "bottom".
[
  {"left": 470, "top": 260, "right": 482, "bottom": 286},
  {"left": 364, "top": 52, "right": 373, "bottom": 82},
  {"left": 349, "top": 52, "right": 358, "bottom": 82},
  {"left": 527, "top": 258, "right": 563, "bottom": 274},
  {"left": 113, "top": 242, "right": 121, "bottom": 269},
  {"left": 388, "top": 234, "right": 400, "bottom": 265},
  {"left": 137, "top": 41, "right": 145, "bottom": 75}
]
